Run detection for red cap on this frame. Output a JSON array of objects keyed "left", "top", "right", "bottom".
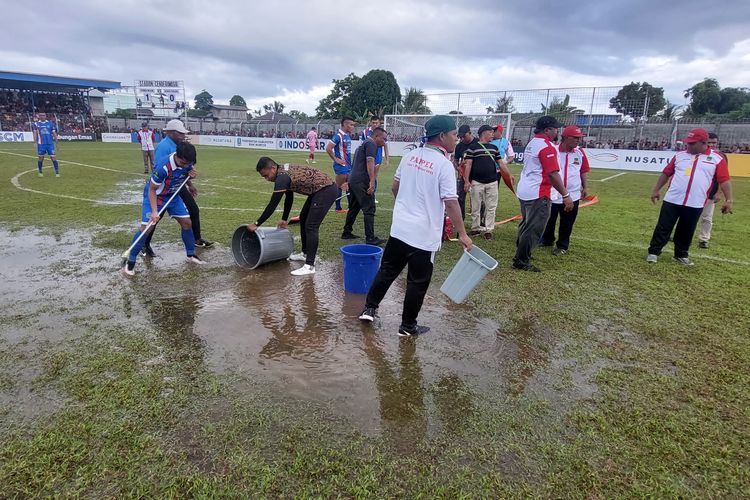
[
  {"left": 562, "top": 125, "right": 584, "bottom": 138},
  {"left": 494, "top": 123, "right": 504, "bottom": 132},
  {"left": 683, "top": 128, "right": 709, "bottom": 143}
]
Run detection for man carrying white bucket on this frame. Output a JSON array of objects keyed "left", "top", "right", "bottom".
[
  {"left": 358, "top": 115, "right": 473, "bottom": 337},
  {"left": 249, "top": 157, "right": 338, "bottom": 276}
]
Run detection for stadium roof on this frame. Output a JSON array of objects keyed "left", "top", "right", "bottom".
[{"left": 0, "top": 71, "right": 121, "bottom": 92}]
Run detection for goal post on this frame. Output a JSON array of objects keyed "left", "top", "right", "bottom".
[{"left": 383, "top": 113, "right": 513, "bottom": 143}]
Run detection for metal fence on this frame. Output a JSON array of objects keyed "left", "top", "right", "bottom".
[{"left": 422, "top": 87, "right": 750, "bottom": 152}]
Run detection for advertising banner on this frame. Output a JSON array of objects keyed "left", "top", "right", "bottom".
[
  {"left": 101, "top": 133, "right": 133, "bottom": 143},
  {"left": 57, "top": 133, "right": 96, "bottom": 141},
  {"left": 235, "top": 137, "right": 276, "bottom": 149},
  {"left": 0, "top": 131, "right": 34, "bottom": 142}
]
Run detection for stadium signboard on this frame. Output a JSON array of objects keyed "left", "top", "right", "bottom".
[
  {"left": 235, "top": 137, "right": 275, "bottom": 149},
  {"left": 0, "top": 131, "right": 33, "bottom": 142},
  {"left": 102, "top": 133, "right": 132, "bottom": 143},
  {"left": 58, "top": 133, "right": 96, "bottom": 141}
]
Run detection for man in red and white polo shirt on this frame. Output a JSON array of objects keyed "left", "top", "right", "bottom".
[
  {"left": 512, "top": 116, "right": 574, "bottom": 272},
  {"left": 541, "top": 125, "right": 590, "bottom": 256},
  {"left": 137, "top": 122, "right": 156, "bottom": 174},
  {"left": 647, "top": 128, "right": 733, "bottom": 266}
]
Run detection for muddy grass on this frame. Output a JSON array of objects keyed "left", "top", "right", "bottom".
[{"left": 2, "top": 221, "right": 747, "bottom": 497}]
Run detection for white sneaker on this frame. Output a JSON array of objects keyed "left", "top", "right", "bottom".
[
  {"left": 305, "top": 159, "right": 311, "bottom": 165},
  {"left": 121, "top": 262, "right": 135, "bottom": 276},
  {"left": 291, "top": 264, "right": 315, "bottom": 276},
  {"left": 375, "top": 199, "right": 379, "bottom": 204},
  {"left": 646, "top": 254, "right": 658, "bottom": 263},
  {"left": 186, "top": 255, "right": 206, "bottom": 264},
  {"left": 311, "top": 160, "right": 316, "bottom": 164},
  {"left": 288, "top": 252, "right": 307, "bottom": 262},
  {"left": 673, "top": 257, "right": 694, "bottom": 266}
]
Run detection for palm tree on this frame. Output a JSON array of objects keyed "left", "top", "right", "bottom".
[
  {"left": 486, "top": 96, "right": 515, "bottom": 114},
  {"left": 401, "top": 87, "right": 431, "bottom": 114},
  {"left": 541, "top": 95, "right": 583, "bottom": 120}
]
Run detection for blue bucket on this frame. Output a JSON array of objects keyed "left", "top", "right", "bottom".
[{"left": 340, "top": 244, "right": 384, "bottom": 294}]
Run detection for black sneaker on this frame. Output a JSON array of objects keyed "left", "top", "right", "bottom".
[
  {"left": 552, "top": 247, "right": 568, "bottom": 256},
  {"left": 398, "top": 324, "right": 430, "bottom": 337},
  {"left": 359, "top": 307, "right": 377, "bottom": 322},
  {"left": 468, "top": 230, "right": 482, "bottom": 236},
  {"left": 366, "top": 238, "right": 386, "bottom": 247},
  {"left": 483, "top": 232, "right": 493, "bottom": 241},
  {"left": 341, "top": 232, "right": 360, "bottom": 240},
  {"left": 140, "top": 245, "right": 156, "bottom": 258},
  {"left": 194, "top": 239, "right": 214, "bottom": 247},
  {"left": 512, "top": 262, "right": 541, "bottom": 272},
  {"left": 698, "top": 241, "right": 709, "bottom": 249}
]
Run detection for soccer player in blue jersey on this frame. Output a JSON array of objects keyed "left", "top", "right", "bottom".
[
  {"left": 32, "top": 113, "right": 60, "bottom": 177},
  {"left": 122, "top": 141, "right": 205, "bottom": 276},
  {"left": 325, "top": 116, "right": 354, "bottom": 211}
]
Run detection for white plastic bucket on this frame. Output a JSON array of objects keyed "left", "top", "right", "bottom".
[{"left": 440, "top": 245, "right": 498, "bottom": 303}]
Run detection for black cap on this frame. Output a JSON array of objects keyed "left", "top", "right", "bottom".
[
  {"left": 477, "top": 124, "right": 495, "bottom": 136},
  {"left": 535, "top": 115, "right": 562, "bottom": 131},
  {"left": 457, "top": 124, "right": 471, "bottom": 137}
]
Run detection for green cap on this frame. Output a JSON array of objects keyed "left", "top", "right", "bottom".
[{"left": 424, "top": 115, "right": 457, "bottom": 137}]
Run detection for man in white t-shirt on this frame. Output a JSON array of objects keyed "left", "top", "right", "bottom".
[
  {"left": 137, "top": 122, "right": 156, "bottom": 174},
  {"left": 358, "top": 115, "right": 473, "bottom": 337}
]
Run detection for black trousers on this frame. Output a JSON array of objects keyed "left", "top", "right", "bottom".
[
  {"left": 648, "top": 201, "right": 703, "bottom": 258},
  {"left": 457, "top": 177, "right": 467, "bottom": 221},
  {"left": 300, "top": 184, "right": 338, "bottom": 266},
  {"left": 143, "top": 185, "right": 201, "bottom": 248},
  {"left": 513, "top": 198, "right": 552, "bottom": 267},
  {"left": 342, "top": 181, "right": 377, "bottom": 241},
  {"left": 541, "top": 200, "right": 580, "bottom": 250},
  {"left": 365, "top": 237, "right": 434, "bottom": 329}
]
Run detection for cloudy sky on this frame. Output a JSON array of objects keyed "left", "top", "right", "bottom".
[{"left": 2, "top": 0, "right": 750, "bottom": 114}]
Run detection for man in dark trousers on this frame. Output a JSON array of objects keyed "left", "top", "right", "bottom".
[
  {"left": 541, "top": 125, "right": 590, "bottom": 255},
  {"left": 140, "top": 119, "right": 213, "bottom": 257},
  {"left": 647, "top": 128, "right": 732, "bottom": 266},
  {"left": 452, "top": 124, "right": 476, "bottom": 222},
  {"left": 358, "top": 115, "right": 472, "bottom": 337},
  {"left": 513, "top": 116, "right": 573, "bottom": 272},
  {"left": 341, "top": 127, "right": 388, "bottom": 245},
  {"left": 249, "top": 157, "right": 338, "bottom": 276}
]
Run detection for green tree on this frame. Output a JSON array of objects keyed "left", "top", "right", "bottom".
[
  {"left": 347, "top": 69, "right": 401, "bottom": 117},
  {"left": 107, "top": 108, "right": 134, "bottom": 119},
  {"left": 262, "top": 101, "right": 285, "bottom": 114},
  {"left": 718, "top": 87, "right": 750, "bottom": 114},
  {"left": 194, "top": 90, "right": 214, "bottom": 111},
  {"left": 287, "top": 110, "right": 310, "bottom": 120},
  {"left": 609, "top": 82, "right": 666, "bottom": 118},
  {"left": 229, "top": 95, "right": 247, "bottom": 107},
  {"left": 541, "top": 95, "right": 582, "bottom": 119},
  {"left": 316, "top": 73, "right": 361, "bottom": 119},
  {"left": 486, "top": 96, "right": 515, "bottom": 114},
  {"left": 684, "top": 78, "right": 721, "bottom": 115},
  {"left": 402, "top": 87, "right": 432, "bottom": 114}
]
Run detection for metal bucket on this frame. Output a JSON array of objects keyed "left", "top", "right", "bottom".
[{"left": 231, "top": 226, "right": 294, "bottom": 269}]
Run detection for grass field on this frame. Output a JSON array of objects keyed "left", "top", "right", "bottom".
[{"left": 0, "top": 141, "right": 748, "bottom": 497}]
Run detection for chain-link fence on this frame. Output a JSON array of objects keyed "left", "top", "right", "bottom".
[
  {"left": 0, "top": 112, "right": 106, "bottom": 135},
  {"left": 422, "top": 87, "right": 750, "bottom": 152}
]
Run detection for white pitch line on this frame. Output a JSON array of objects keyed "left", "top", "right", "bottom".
[
  {"left": 598, "top": 172, "right": 628, "bottom": 182},
  {"left": 577, "top": 236, "right": 750, "bottom": 266}
]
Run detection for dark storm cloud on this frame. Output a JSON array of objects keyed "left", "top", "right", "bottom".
[{"left": 1, "top": 0, "right": 749, "bottom": 111}]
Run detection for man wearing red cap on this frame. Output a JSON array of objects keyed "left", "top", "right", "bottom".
[
  {"left": 647, "top": 128, "right": 733, "bottom": 265},
  {"left": 541, "top": 125, "right": 590, "bottom": 255}
]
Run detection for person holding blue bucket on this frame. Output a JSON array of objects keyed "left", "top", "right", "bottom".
[
  {"left": 248, "top": 157, "right": 338, "bottom": 276},
  {"left": 358, "top": 115, "right": 473, "bottom": 337}
]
